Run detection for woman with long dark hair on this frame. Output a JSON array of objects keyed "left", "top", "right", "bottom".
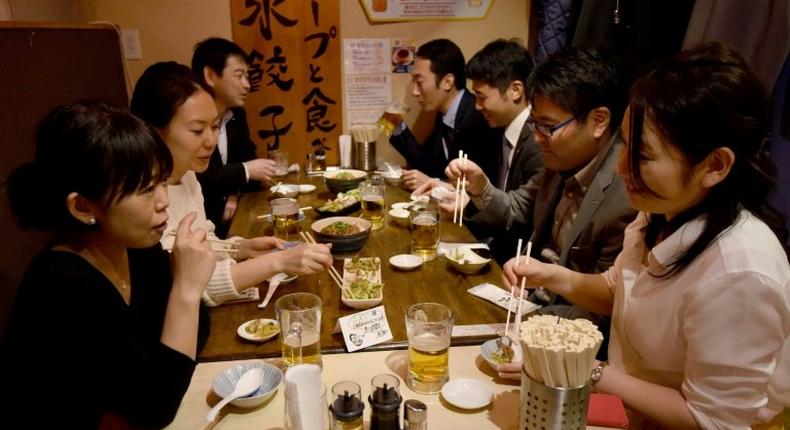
[
  {"left": 1, "top": 102, "right": 215, "bottom": 428},
  {"left": 503, "top": 43, "right": 789, "bottom": 428},
  {"left": 131, "top": 62, "right": 332, "bottom": 307}
]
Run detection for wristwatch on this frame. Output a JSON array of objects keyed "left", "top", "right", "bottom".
[{"left": 590, "top": 361, "right": 608, "bottom": 391}]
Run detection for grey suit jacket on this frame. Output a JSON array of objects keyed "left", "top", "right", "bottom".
[{"left": 471, "top": 134, "right": 636, "bottom": 273}]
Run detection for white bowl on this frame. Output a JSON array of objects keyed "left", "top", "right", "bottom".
[
  {"left": 388, "top": 208, "right": 410, "bottom": 227},
  {"left": 391, "top": 202, "right": 412, "bottom": 210},
  {"left": 212, "top": 361, "right": 283, "bottom": 408},
  {"left": 382, "top": 172, "right": 402, "bottom": 187},
  {"left": 445, "top": 246, "right": 491, "bottom": 274},
  {"left": 389, "top": 254, "right": 422, "bottom": 271},
  {"left": 441, "top": 378, "right": 493, "bottom": 410},
  {"left": 480, "top": 338, "right": 522, "bottom": 371},
  {"left": 271, "top": 183, "right": 300, "bottom": 198}
]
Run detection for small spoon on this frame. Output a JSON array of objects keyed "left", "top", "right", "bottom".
[
  {"left": 259, "top": 273, "right": 290, "bottom": 309},
  {"left": 206, "top": 368, "right": 264, "bottom": 421}
]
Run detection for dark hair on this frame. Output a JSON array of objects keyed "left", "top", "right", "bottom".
[
  {"left": 627, "top": 42, "right": 788, "bottom": 276},
  {"left": 6, "top": 102, "right": 172, "bottom": 231},
  {"left": 527, "top": 47, "right": 625, "bottom": 133},
  {"left": 130, "top": 61, "right": 213, "bottom": 129},
  {"left": 466, "top": 39, "right": 534, "bottom": 94},
  {"left": 191, "top": 37, "right": 248, "bottom": 84},
  {"left": 416, "top": 39, "right": 466, "bottom": 90}
]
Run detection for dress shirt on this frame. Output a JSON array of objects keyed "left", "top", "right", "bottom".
[
  {"left": 217, "top": 109, "right": 249, "bottom": 181},
  {"left": 603, "top": 210, "right": 790, "bottom": 428}
]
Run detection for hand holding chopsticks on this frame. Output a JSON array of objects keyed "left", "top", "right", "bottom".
[{"left": 298, "top": 231, "right": 344, "bottom": 290}]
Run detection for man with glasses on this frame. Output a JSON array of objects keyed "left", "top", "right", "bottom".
[
  {"left": 446, "top": 47, "right": 634, "bottom": 277},
  {"left": 192, "top": 38, "right": 276, "bottom": 237}
]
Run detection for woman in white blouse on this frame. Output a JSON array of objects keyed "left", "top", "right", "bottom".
[
  {"left": 503, "top": 43, "right": 790, "bottom": 428},
  {"left": 131, "top": 62, "right": 333, "bottom": 306}
]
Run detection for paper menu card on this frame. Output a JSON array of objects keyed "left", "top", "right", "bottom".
[
  {"left": 467, "top": 283, "right": 541, "bottom": 314},
  {"left": 337, "top": 306, "right": 393, "bottom": 352}
]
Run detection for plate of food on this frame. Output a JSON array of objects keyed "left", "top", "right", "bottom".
[
  {"left": 480, "top": 338, "right": 522, "bottom": 371},
  {"left": 237, "top": 318, "right": 280, "bottom": 342},
  {"left": 311, "top": 217, "right": 372, "bottom": 254},
  {"left": 341, "top": 257, "right": 383, "bottom": 309},
  {"left": 316, "top": 188, "right": 361, "bottom": 217}
]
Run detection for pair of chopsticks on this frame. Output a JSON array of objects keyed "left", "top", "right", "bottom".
[
  {"left": 503, "top": 238, "right": 533, "bottom": 339},
  {"left": 298, "top": 231, "right": 345, "bottom": 290},
  {"left": 452, "top": 150, "right": 468, "bottom": 226},
  {"left": 167, "top": 231, "right": 239, "bottom": 255},
  {"left": 256, "top": 206, "right": 313, "bottom": 220}
]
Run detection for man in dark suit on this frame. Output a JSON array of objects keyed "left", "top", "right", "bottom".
[
  {"left": 388, "top": 39, "right": 500, "bottom": 190},
  {"left": 462, "top": 39, "right": 544, "bottom": 262},
  {"left": 191, "top": 38, "right": 277, "bottom": 237}
]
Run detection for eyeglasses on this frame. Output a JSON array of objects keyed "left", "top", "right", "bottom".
[{"left": 526, "top": 115, "right": 576, "bottom": 137}]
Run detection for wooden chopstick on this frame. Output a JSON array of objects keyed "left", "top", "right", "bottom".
[
  {"left": 452, "top": 150, "right": 463, "bottom": 224},
  {"left": 458, "top": 153, "right": 468, "bottom": 227},
  {"left": 298, "top": 231, "right": 345, "bottom": 289}
]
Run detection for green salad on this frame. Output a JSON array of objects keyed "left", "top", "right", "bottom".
[{"left": 343, "top": 279, "right": 383, "bottom": 300}]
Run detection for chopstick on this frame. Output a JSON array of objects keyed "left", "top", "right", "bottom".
[
  {"left": 514, "top": 240, "right": 532, "bottom": 339},
  {"left": 458, "top": 153, "right": 468, "bottom": 227},
  {"left": 452, "top": 150, "right": 463, "bottom": 224},
  {"left": 503, "top": 238, "right": 523, "bottom": 339},
  {"left": 255, "top": 206, "right": 313, "bottom": 220},
  {"left": 298, "top": 231, "right": 345, "bottom": 290}
]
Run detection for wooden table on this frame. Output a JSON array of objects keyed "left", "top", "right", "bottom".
[
  {"left": 198, "top": 172, "right": 514, "bottom": 362},
  {"left": 168, "top": 345, "right": 614, "bottom": 430}
]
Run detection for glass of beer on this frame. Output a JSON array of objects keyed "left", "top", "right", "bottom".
[
  {"left": 270, "top": 150, "right": 289, "bottom": 177},
  {"left": 405, "top": 303, "right": 453, "bottom": 394},
  {"left": 271, "top": 197, "right": 300, "bottom": 240},
  {"left": 276, "top": 293, "right": 322, "bottom": 368},
  {"left": 377, "top": 99, "right": 409, "bottom": 137},
  {"left": 409, "top": 201, "right": 440, "bottom": 261},
  {"left": 360, "top": 181, "right": 385, "bottom": 230}
]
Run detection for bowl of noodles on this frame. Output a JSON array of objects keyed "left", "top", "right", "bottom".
[
  {"left": 324, "top": 169, "right": 367, "bottom": 193},
  {"left": 311, "top": 216, "right": 372, "bottom": 254}
]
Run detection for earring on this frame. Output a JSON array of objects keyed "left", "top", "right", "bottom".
[{"left": 87, "top": 218, "right": 97, "bottom": 226}]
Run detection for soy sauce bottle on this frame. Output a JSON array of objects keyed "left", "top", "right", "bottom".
[
  {"left": 369, "top": 374, "right": 402, "bottom": 430},
  {"left": 329, "top": 381, "right": 364, "bottom": 430}
]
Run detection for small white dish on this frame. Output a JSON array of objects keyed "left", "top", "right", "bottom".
[
  {"left": 389, "top": 254, "right": 423, "bottom": 271},
  {"left": 299, "top": 184, "right": 316, "bottom": 193},
  {"left": 237, "top": 318, "right": 280, "bottom": 342},
  {"left": 212, "top": 361, "right": 283, "bottom": 408},
  {"left": 441, "top": 378, "right": 493, "bottom": 410},
  {"left": 388, "top": 208, "right": 410, "bottom": 227},
  {"left": 391, "top": 202, "right": 412, "bottom": 210},
  {"left": 271, "top": 183, "right": 300, "bottom": 198},
  {"left": 480, "top": 338, "right": 523, "bottom": 371},
  {"left": 259, "top": 211, "right": 306, "bottom": 224}
]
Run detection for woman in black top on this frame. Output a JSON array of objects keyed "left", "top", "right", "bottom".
[{"left": 1, "top": 102, "right": 216, "bottom": 428}]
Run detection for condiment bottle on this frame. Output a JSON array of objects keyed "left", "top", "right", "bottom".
[
  {"left": 403, "top": 399, "right": 428, "bottom": 430},
  {"left": 315, "top": 149, "right": 327, "bottom": 171},
  {"left": 368, "top": 374, "right": 402, "bottom": 430},
  {"left": 329, "top": 381, "right": 364, "bottom": 430},
  {"left": 306, "top": 153, "right": 315, "bottom": 172}
]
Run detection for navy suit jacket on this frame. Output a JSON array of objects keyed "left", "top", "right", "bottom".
[{"left": 388, "top": 90, "right": 501, "bottom": 180}]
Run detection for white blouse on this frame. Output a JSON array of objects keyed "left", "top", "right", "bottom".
[
  {"left": 603, "top": 210, "right": 790, "bottom": 428},
  {"left": 162, "top": 171, "right": 243, "bottom": 307}
]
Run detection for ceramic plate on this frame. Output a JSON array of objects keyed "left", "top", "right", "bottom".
[
  {"left": 441, "top": 378, "right": 493, "bottom": 410},
  {"left": 389, "top": 254, "right": 423, "bottom": 271},
  {"left": 237, "top": 318, "right": 280, "bottom": 342},
  {"left": 299, "top": 184, "right": 316, "bottom": 193},
  {"left": 391, "top": 202, "right": 411, "bottom": 210}
]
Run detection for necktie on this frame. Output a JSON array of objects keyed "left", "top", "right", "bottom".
[
  {"left": 497, "top": 134, "right": 512, "bottom": 189},
  {"left": 441, "top": 123, "right": 454, "bottom": 160}
]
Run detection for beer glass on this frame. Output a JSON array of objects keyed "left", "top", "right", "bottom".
[
  {"left": 360, "top": 181, "right": 385, "bottom": 231},
  {"left": 405, "top": 303, "right": 453, "bottom": 394},
  {"left": 270, "top": 150, "right": 289, "bottom": 177},
  {"left": 409, "top": 201, "right": 439, "bottom": 261},
  {"left": 276, "top": 293, "right": 322, "bottom": 368},
  {"left": 271, "top": 197, "right": 300, "bottom": 240},
  {"left": 377, "top": 99, "right": 409, "bottom": 137}
]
